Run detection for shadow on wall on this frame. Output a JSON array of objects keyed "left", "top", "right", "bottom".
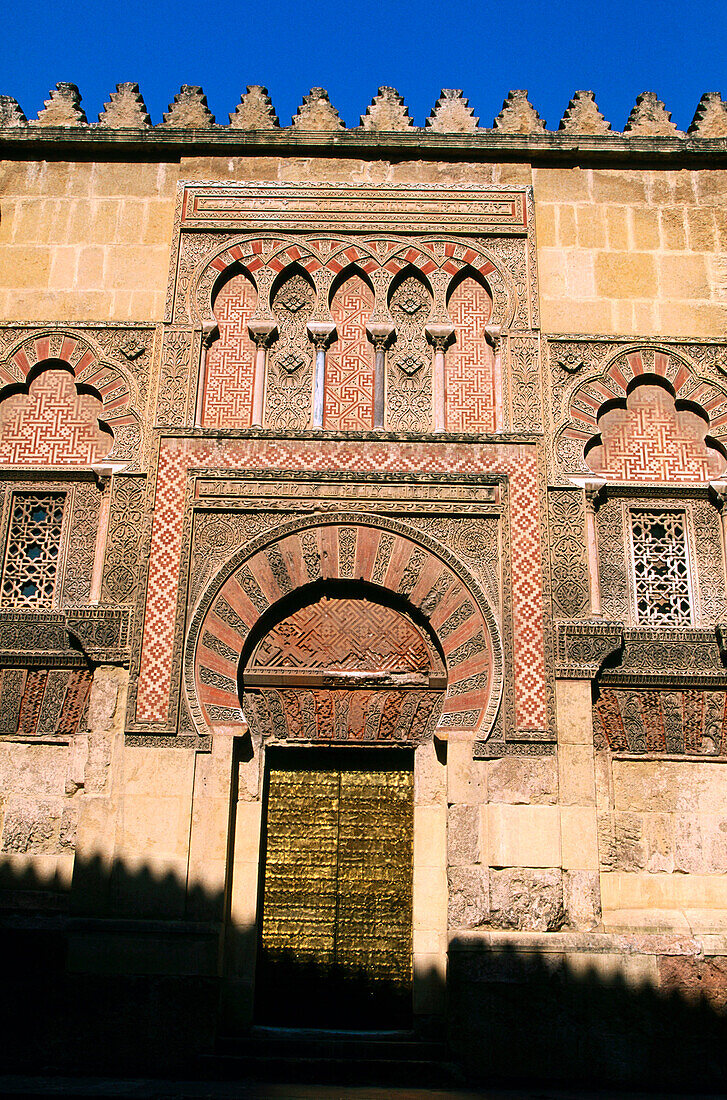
[{"left": 2, "top": 855, "right": 727, "bottom": 1090}]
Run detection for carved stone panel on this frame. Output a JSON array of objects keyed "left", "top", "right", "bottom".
[
  {"left": 548, "top": 488, "right": 590, "bottom": 619},
  {"left": 594, "top": 687, "right": 726, "bottom": 755},
  {"left": 265, "top": 272, "right": 316, "bottom": 429},
  {"left": 387, "top": 276, "right": 433, "bottom": 432}
]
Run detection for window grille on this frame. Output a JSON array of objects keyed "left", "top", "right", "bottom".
[
  {"left": 1, "top": 492, "right": 66, "bottom": 607},
  {"left": 630, "top": 509, "right": 692, "bottom": 626}
]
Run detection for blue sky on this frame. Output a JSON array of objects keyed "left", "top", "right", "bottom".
[{"left": 3, "top": 0, "right": 726, "bottom": 131}]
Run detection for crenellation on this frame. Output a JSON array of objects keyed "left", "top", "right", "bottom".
[
  {"left": 493, "top": 88, "right": 547, "bottom": 134},
  {"left": 97, "top": 82, "right": 151, "bottom": 128},
  {"left": 161, "top": 84, "right": 216, "bottom": 128},
  {"left": 624, "top": 91, "right": 683, "bottom": 137},
  {"left": 360, "top": 86, "right": 415, "bottom": 131},
  {"left": 558, "top": 90, "right": 611, "bottom": 134},
  {"left": 33, "top": 82, "right": 87, "bottom": 126},
  {"left": 291, "top": 86, "right": 345, "bottom": 130},
  {"left": 0, "top": 95, "right": 27, "bottom": 127},
  {"left": 688, "top": 91, "right": 727, "bottom": 138},
  {"left": 229, "top": 85, "right": 280, "bottom": 130}
]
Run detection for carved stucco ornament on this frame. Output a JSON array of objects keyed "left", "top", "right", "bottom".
[{"left": 555, "top": 619, "right": 624, "bottom": 678}]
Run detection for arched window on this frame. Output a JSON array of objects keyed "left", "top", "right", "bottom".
[
  {"left": 445, "top": 269, "right": 494, "bottom": 432},
  {"left": 324, "top": 269, "right": 375, "bottom": 430},
  {"left": 202, "top": 266, "right": 258, "bottom": 428}
]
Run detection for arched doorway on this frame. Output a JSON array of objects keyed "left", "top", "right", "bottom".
[{"left": 241, "top": 585, "right": 446, "bottom": 1028}]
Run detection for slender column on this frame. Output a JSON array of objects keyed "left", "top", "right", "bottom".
[
  {"left": 425, "top": 323, "right": 454, "bottom": 433},
  {"left": 366, "top": 322, "right": 395, "bottom": 430},
  {"left": 89, "top": 469, "right": 112, "bottom": 605},
  {"left": 194, "top": 321, "right": 218, "bottom": 428},
  {"left": 485, "top": 324, "right": 504, "bottom": 431},
  {"left": 584, "top": 479, "right": 606, "bottom": 617},
  {"left": 248, "top": 320, "right": 277, "bottom": 428},
  {"left": 710, "top": 481, "right": 727, "bottom": 591},
  {"left": 307, "top": 322, "right": 336, "bottom": 429}
]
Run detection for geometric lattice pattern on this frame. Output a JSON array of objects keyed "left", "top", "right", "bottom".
[
  {"left": 251, "top": 597, "right": 433, "bottom": 674},
  {"left": 0, "top": 368, "right": 113, "bottom": 466},
  {"left": 139, "top": 439, "right": 545, "bottom": 734},
  {"left": 630, "top": 510, "right": 692, "bottom": 626},
  {"left": 1, "top": 493, "right": 65, "bottom": 607},
  {"left": 445, "top": 275, "right": 495, "bottom": 432},
  {"left": 585, "top": 383, "right": 726, "bottom": 482},
  {"left": 202, "top": 271, "right": 258, "bottom": 428},
  {"left": 594, "top": 687, "right": 725, "bottom": 755},
  {"left": 324, "top": 275, "right": 375, "bottom": 430}
]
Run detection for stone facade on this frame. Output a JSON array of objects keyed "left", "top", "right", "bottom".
[{"left": 2, "top": 83, "right": 727, "bottom": 1087}]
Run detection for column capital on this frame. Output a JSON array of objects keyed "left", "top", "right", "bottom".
[
  {"left": 710, "top": 480, "right": 727, "bottom": 509},
  {"left": 484, "top": 324, "right": 503, "bottom": 352},
  {"left": 307, "top": 321, "right": 336, "bottom": 350},
  {"left": 425, "top": 323, "right": 455, "bottom": 352},
  {"left": 366, "top": 321, "right": 395, "bottom": 350},
  {"left": 201, "top": 319, "right": 218, "bottom": 349},
  {"left": 583, "top": 477, "right": 606, "bottom": 513},
  {"left": 248, "top": 319, "right": 278, "bottom": 347}
]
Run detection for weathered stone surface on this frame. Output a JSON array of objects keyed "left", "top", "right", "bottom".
[
  {"left": 1, "top": 796, "right": 63, "bottom": 852},
  {"left": 564, "top": 869, "right": 601, "bottom": 930},
  {"left": 446, "top": 740, "right": 484, "bottom": 804},
  {"left": 624, "top": 92, "right": 683, "bottom": 137},
  {"left": 0, "top": 743, "right": 68, "bottom": 797},
  {"left": 34, "top": 83, "right": 87, "bottom": 126},
  {"left": 229, "top": 86, "right": 279, "bottom": 130},
  {"left": 0, "top": 96, "right": 27, "bottom": 126},
  {"left": 642, "top": 812, "right": 674, "bottom": 873},
  {"left": 658, "top": 954, "right": 727, "bottom": 1011},
  {"left": 448, "top": 865, "right": 489, "bottom": 928},
  {"left": 87, "top": 668, "right": 120, "bottom": 731},
  {"left": 97, "top": 83, "right": 151, "bottom": 128},
  {"left": 487, "top": 754, "right": 558, "bottom": 804},
  {"left": 598, "top": 811, "right": 645, "bottom": 872},
  {"left": 447, "top": 803, "right": 480, "bottom": 865},
  {"left": 162, "top": 85, "right": 215, "bottom": 128},
  {"left": 291, "top": 88, "right": 344, "bottom": 131},
  {"left": 426, "top": 89, "right": 479, "bottom": 133},
  {"left": 559, "top": 90, "right": 611, "bottom": 135},
  {"left": 493, "top": 90, "right": 546, "bottom": 134},
  {"left": 489, "top": 868, "right": 565, "bottom": 931},
  {"left": 688, "top": 92, "right": 727, "bottom": 138},
  {"left": 360, "top": 87, "right": 414, "bottom": 131}
]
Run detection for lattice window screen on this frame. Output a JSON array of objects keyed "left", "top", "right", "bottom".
[
  {"left": 1, "top": 492, "right": 66, "bottom": 607},
  {"left": 630, "top": 509, "right": 692, "bottom": 625}
]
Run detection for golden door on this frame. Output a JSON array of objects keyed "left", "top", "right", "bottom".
[{"left": 256, "top": 751, "right": 414, "bottom": 1028}]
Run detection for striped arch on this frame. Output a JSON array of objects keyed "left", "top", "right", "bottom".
[
  {"left": 185, "top": 517, "right": 502, "bottom": 743},
  {"left": 564, "top": 346, "right": 727, "bottom": 450},
  {"left": 189, "top": 233, "right": 517, "bottom": 327},
  {"left": 0, "top": 330, "right": 141, "bottom": 465}
]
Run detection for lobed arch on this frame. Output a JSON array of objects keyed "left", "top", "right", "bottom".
[
  {"left": 557, "top": 345, "right": 727, "bottom": 478},
  {"left": 185, "top": 516, "right": 503, "bottom": 745},
  {"left": 0, "top": 331, "right": 142, "bottom": 468}
]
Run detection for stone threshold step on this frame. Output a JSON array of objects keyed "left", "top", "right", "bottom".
[{"left": 200, "top": 1053, "right": 459, "bottom": 1087}]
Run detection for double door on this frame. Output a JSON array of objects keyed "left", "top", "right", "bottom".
[{"left": 256, "top": 749, "right": 414, "bottom": 1028}]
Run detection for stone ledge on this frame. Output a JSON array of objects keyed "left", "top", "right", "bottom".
[
  {"left": 2, "top": 126, "right": 727, "bottom": 164},
  {"left": 449, "top": 929, "right": 727, "bottom": 956}
]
